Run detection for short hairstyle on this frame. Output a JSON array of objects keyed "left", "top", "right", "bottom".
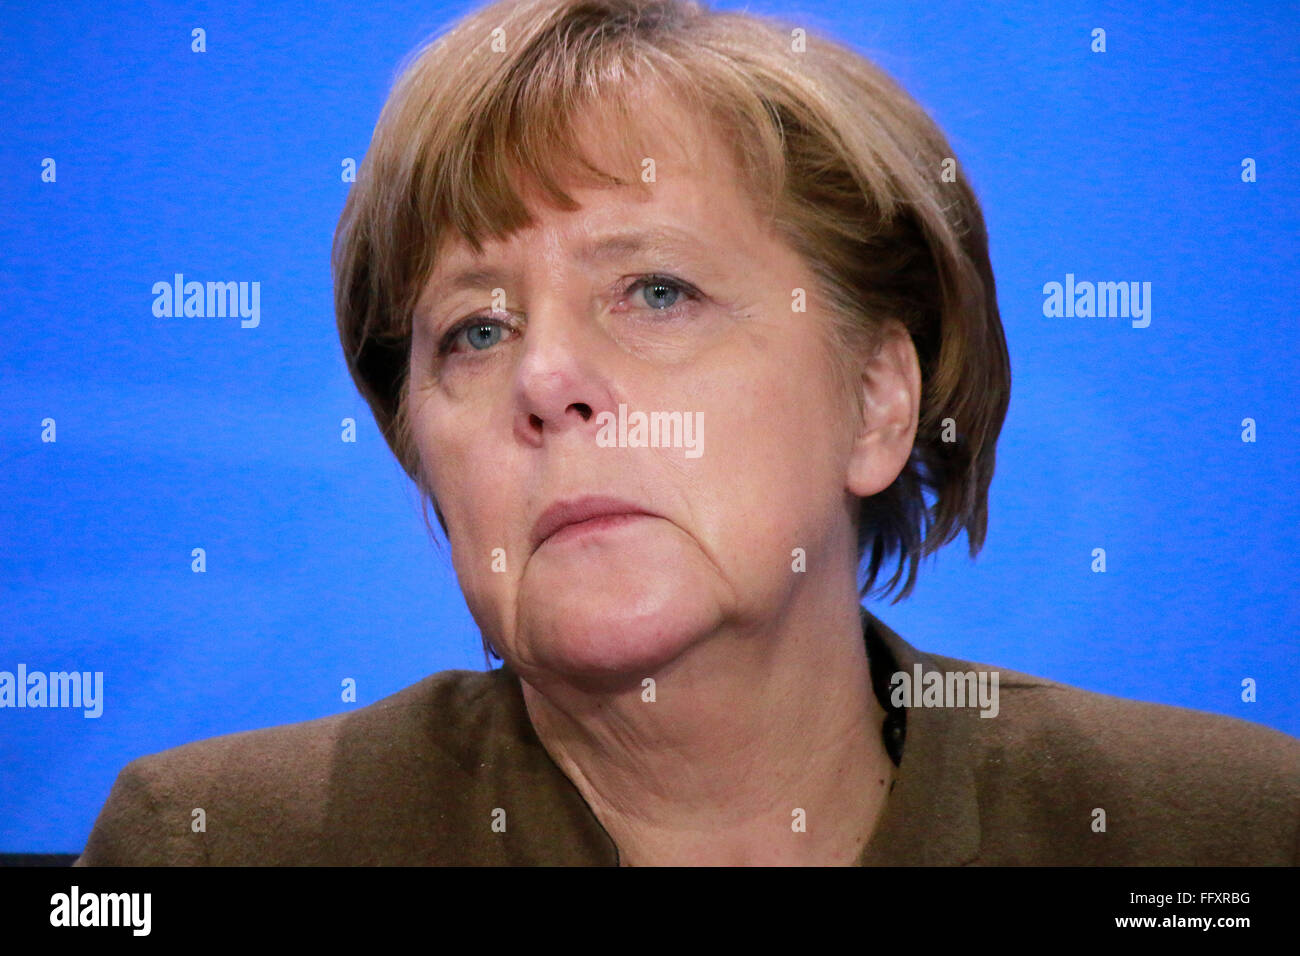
[{"left": 333, "top": 0, "right": 1011, "bottom": 606}]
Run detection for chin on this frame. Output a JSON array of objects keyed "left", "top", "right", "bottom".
[{"left": 515, "top": 551, "right": 723, "bottom": 691}]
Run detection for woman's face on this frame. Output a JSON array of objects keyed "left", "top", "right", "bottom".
[{"left": 407, "top": 94, "right": 897, "bottom": 688}]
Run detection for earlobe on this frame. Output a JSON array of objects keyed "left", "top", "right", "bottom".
[{"left": 844, "top": 321, "right": 921, "bottom": 498}]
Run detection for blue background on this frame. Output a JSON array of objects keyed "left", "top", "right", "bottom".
[{"left": 2, "top": 0, "right": 1297, "bottom": 853}]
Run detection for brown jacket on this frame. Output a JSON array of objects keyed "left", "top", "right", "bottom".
[{"left": 75, "top": 610, "right": 1300, "bottom": 865}]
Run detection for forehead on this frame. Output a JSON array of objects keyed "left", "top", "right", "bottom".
[{"left": 424, "top": 85, "right": 768, "bottom": 279}]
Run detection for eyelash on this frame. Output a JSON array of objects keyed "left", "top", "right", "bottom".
[{"left": 436, "top": 274, "right": 701, "bottom": 357}]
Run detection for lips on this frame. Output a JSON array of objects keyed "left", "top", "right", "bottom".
[{"left": 531, "top": 496, "right": 657, "bottom": 552}]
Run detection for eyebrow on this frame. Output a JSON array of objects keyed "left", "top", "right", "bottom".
[{"left": 428, "top": 227, "right": 713, "bottom": 298}]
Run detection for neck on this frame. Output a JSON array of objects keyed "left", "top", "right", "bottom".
[{"left": 516, "top": 589, "right": 894, "bottom": 866}]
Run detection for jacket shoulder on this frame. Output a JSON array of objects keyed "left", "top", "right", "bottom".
[
  {"left": 75, "top": 667, "right": 507, "bottom": 866},
  {"left": 926, "top": 652, "right": 1300, "bottom": 864}
]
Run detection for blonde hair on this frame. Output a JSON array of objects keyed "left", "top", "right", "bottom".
[{"left": 333, "top": 0, "right": 1011, "bottom": 605}]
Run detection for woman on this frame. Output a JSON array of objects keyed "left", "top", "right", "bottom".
[{"left": 77, "top": 0, "right": 1298, "bottom": 866}]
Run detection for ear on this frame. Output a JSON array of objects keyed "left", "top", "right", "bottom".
[{"left": 845, "top": 319, "right": 921, "bottom": 498}]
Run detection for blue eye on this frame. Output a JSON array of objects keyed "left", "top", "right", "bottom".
[
  {"left": 439, "top": 318, "right": 510, "bottom": 356},
  {"left": 636, "top": 278, "right": 681, "bottom": 309},
  {"left": 464, "top": 322, "right": 502, "bottom": 350},
  {"left": 628, "top": 275, "right": 696, "bottom": 312}
]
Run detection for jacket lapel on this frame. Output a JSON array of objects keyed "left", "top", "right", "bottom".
[{"left": 857, "top": 609, "right": 983, "bottom": 866}]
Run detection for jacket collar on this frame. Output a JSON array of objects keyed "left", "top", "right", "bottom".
[{"left": 856, "top": 608, "right": 982, "bottom": 865}]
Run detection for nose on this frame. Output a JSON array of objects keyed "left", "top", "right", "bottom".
[{"left": 512, "top": 293, "right": 619, "bottom": 447}]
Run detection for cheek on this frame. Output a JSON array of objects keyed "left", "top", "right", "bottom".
[
  {"left": 431, "top": 443, "right": 505, "bottom": 548},
  {"left": 434, "top": 451, "right": 519, "bottom": 632},
  {"left": 688, "top": 352, "right": 845, "bottom": 565},
  {"left": 415, "top": 411, "right": 526, "bottom": 586},
  {"left": 414, "top": 395, "right": 494, "bottom": 520}
]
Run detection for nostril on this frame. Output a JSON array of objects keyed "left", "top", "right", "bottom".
[{"left": 571, "top": 403, "right": 592, "bottom": 421}]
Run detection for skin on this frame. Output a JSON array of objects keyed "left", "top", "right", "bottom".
[{"left": 407, "top": 88, "right": 922, "bottom": 865}]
